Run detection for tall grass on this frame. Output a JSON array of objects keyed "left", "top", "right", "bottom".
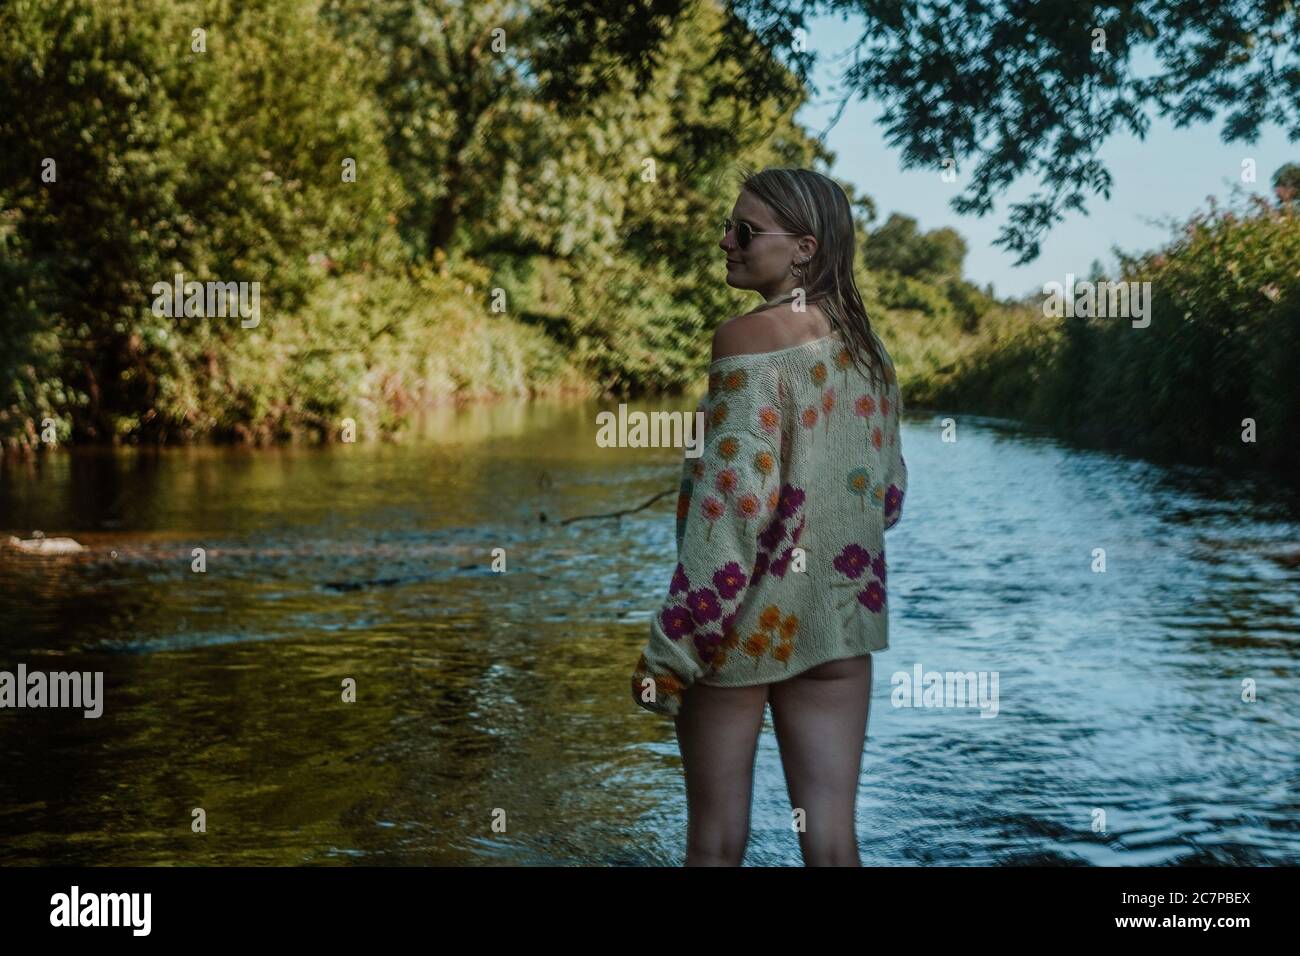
[{"left": 917, "top": 195, "right": 1300, "bottom": 474}]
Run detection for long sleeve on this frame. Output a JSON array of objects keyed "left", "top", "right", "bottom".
[
  {"left": 673, "top": 394, "right": 707, "bottom": 557},
  {"left": 632, "top": 363, "right": 783, "bottom": 717},
  {"left": 880, "top": 351, "right": 907, "bottom": 532}
]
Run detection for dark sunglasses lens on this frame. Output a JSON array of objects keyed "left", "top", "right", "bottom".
[{"left": 724, "top": 219, "right": 752, "bottom": 248}]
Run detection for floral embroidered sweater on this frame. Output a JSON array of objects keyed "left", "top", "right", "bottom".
[{"left": 631, "top": 329, "right": 907, "bottom": 717}]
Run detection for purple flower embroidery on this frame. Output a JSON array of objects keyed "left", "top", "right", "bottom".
[
  {"left": 670, "top": 563, "right": 690, "bottom": 596},
  {"left": 833, "top": 543, "right": 871, "bottom": 579},
  {"left": 857, "top": 581, "right": 885, "bottom": 612},
  {"left": 713, "top": 561, "right": 748, "bottom": 600},
  {"left": 661, "top": 605, "right": 694, "bottom": 640},
  {"left": 687, "top": 587, "right": 723, "bottom": 624},
  {"left": 758, "top": 519, "right": 787, "bottom": 551},
  {"left": 870, "top": 553, "right": 886, "bottom": 582},
  {"left": 884, "top": 483, "right": 904, "bottom": 519},
  {"left": 777, "top": 484, "right": 806, "bottom": 518},
  {"left": 745, "top": 483, "right": 807, "bottom": 590},
  {"left": 659, "top": 481, "right": 807, "bottom": 664}
]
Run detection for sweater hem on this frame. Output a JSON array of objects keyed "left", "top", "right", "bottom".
[{"left": 696, "top": 638, "right": 890, "bottom": 689}]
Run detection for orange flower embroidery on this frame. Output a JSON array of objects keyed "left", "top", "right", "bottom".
[
  {"left": 701, "top": 496, "right": 725, "bottom": 540},
  {"left": 652, "top": 670, "right": 685, "bottom": 698},
  {"left": 633, "top": 654, "right": 687, "bottom": 708},
  {"left": 742, "top": 606, "right": 801, "bottom": 666}
]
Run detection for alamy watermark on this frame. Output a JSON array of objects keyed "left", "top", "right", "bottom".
[
  {"left": 891, "top": 662, "right": 999, "bottom": 717},
  {"left": 1042, "top": 272, "right": 1150, "bottom": 328},
  {"left": 595, "top": 406, "right": 707, "bottom": 457},
  {"left": 151, "top": 271, "right": 260, "bottom": 328},
  {"left": 0, "top": 664, "right": 103, "bottom": 718},
  {"left": 50, "top": 886, "right": 150, "bottom": 936}
]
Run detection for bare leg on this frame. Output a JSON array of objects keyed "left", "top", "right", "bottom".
[
  {"left": 674, "top": 680, "right": 769, "bottom": 866},
  {"left": 768, "top": 654, "right": 873, "bottom": 866}
]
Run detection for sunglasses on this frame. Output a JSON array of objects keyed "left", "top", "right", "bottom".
[{"left": 722, "top": 217, "right": 799, "bottom": 250}]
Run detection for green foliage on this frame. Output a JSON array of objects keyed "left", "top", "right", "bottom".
[
  {"left": 545, "top": 1, "right": 1300, "bottom": 262},
  {"left": 0, "top": 0, "right": 403, "bottom": 447},
  {"left": 321, "top": 0, "right": 832, "bottom": 395},
  {"left": 4, "top": 0, "right": 1294, "bottom": 486},
  {"left": 862, "top": 213, "right": 996, "bottom": 336},
  {"left": 185, "top": 264, "right": 587, "bottom": 443},
  {"left": 1274, "top": 162, "right": 1300, "bottom": 206},
  {"left": 865, "top": 213, "right": 967, "bottom": 280},
  {"left": 927, "top": 195, "right": 1300, "bottom": 474},
  {"left": 0, "top": 206, "right": 64, "bottom": 444},
  {"left": 0, "top": 0, "right": 833, "bottom": 448},
  {"left": 944, "top": 278, "right": 994, "bottom": 333}
]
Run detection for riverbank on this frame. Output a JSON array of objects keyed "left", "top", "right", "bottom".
[
  {"left": 888, "top": 197, "right": 1300, "bottom": 478},
  {"left": 6, "top": 197, "right": 1297, "bottom": 484}
]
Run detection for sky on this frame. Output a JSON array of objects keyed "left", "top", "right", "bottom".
[{"left": 791, "top": 13, "right": 1297, "bottom": 300}]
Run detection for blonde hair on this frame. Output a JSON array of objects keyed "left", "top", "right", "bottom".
[{"left": 737, "top": 165, "right": 889, "bottom": 392}]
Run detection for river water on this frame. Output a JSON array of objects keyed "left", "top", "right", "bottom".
[{"left": 1, "top": 398, "right": 1298, "bottom": 865}]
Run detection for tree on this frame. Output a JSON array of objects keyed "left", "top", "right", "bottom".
[
  {"left": 0, "top": 0, "right": 401, "bottom": 444},
  {"left": 540, "top": 0, "right": 1300, "bottom": 263},
  {"left": 320, "top": 0, "right": 537, "bottom": 260},
  {"left": 1274, "top": 162, "right": 1300, "bottom": 205},
  {"left": 864, "top": 213, "right": 966, "bottom": 279}
]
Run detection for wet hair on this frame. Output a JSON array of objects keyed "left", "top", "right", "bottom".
[{"left": 738, "top": 165, "right": 890, "bottom": 392}]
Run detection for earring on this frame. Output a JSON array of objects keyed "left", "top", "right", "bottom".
[{"left": 790, "top": 256, "right": 810, "bottom": 278}]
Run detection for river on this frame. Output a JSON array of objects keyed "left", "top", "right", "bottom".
[{"left": 1, "top": 398, "right": 1298, "bottom": 865}]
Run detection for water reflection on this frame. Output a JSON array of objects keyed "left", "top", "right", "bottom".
[{"left": 1, "top": 399, "right": 1298, "bottom": 865}]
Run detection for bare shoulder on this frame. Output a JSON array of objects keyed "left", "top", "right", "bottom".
[
  {"left": 712, "top": 312, "right": 776, "bottom": 362},
  {"left": 712, "top": 302, "right": 831, "bottom": 362}
]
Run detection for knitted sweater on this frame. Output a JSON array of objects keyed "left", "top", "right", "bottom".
[{"left": 631, "top": 328, "right": 907, "bottom": 717}]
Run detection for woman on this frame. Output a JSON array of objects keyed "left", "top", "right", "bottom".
[{"left": 630, "top": 166, "right": 908, "bottom": 866}]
